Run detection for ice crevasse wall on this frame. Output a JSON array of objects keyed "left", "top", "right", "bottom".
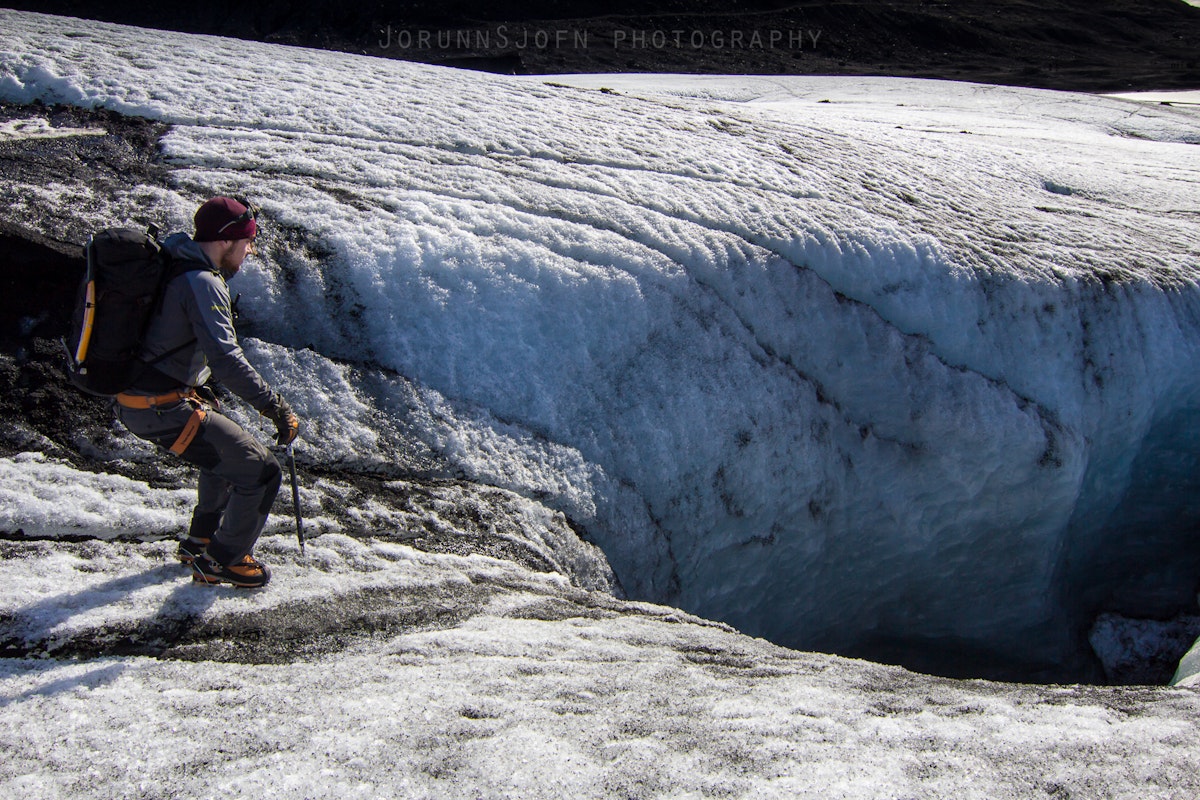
[{"left": 2, "top": 12, "right": 1200, "bottom": 681}]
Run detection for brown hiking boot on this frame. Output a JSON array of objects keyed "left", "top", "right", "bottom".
[
  {"left": 191, "top": 553, "right": 271, "bottom": 588},
  {"left": 176, "top": 536, "right": 210, "bottom": 565}
]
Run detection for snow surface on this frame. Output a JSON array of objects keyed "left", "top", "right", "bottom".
[
  {"left": 2, "top": 11, "right": 1200, "bottom": 684},
  {"left": 2, "top": 531, "right": 1200, "bottom": 800},
  {"left": 2, "top": 10, "right": 1200, "bottom": 797}
]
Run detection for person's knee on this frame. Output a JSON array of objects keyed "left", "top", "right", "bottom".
[{"left": 257, "top": 456, "right": 283, "bottom": 514}]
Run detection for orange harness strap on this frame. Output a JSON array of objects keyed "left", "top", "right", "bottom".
[
  {"left": 169, "top": 408, "right": 207, "bottom": 455},
  {"left": 115, "top": 389, "right": 194, "bottom": 409}
]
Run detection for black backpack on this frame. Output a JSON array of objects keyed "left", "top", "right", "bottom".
[{"left": 65, "top": 227, "right": 199, "bottom": 396}]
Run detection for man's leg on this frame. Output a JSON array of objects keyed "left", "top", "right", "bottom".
[
  {"left": 177, "top": 471, "right": 233, "bottom": 563},
  {"left": 119, "top": 401, "right": 281, "bottom": 567},
  {"left": 180, "top": 411, "right": 282, "bottom": 567}
]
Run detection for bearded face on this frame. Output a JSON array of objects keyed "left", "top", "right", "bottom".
[{"left": 216, "top": 237, "right": 255, "bottom": 279}]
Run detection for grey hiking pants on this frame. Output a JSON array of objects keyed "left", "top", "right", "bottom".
[{"left": 118, "top": 398, "right": 282, "bottom": 567}]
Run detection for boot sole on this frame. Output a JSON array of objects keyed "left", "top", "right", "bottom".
[
  {"left": 190, "top": 568, "right": 269, "bottom": 589},
  {"left": 191, "top": 574, "right": 268, "bottom": 589}
]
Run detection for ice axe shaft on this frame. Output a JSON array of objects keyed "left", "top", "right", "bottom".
[{"left": 286, "top": 442, "right": 304, "bottom": 555}]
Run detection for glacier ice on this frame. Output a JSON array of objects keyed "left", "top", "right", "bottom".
[{"left": 2, "top": 11, "right": 1200, "bottom": 680}]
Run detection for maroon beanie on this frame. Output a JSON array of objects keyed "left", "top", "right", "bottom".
[{"left": 194, "top": 196, "right": 257, "bottom": 242}]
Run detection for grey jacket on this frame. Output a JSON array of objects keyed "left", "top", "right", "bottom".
[{"left": 136, "top": 233, "right": 274, "bottom": 411}]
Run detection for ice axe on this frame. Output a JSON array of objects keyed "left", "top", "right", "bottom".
[{"left": 285, "top": 442, "right": 305, "bottom": 556}]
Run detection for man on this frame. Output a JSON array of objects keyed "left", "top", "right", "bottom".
[{"left": 115, "top": 196, "right": 299, "bottom": 588}]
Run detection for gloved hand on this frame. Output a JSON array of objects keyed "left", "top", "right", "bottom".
[
  {"left": 262, "top": 393, "right": 300, "bottom": 446},
  {"left": 195, "top": 383, "right": 222, "bottom": 411}
]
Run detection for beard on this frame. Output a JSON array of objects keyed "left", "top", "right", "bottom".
[{"left": 217, "top": 248, "right": 242, "bottom": 280}]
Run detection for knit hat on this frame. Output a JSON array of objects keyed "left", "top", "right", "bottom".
[{"left": 194, "top": 196, "right": 258, "bottom": 242}]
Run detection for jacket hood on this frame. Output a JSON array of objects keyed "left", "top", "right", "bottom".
[{"left": 162, "top": 232, "right": 218, "bottom": 269}]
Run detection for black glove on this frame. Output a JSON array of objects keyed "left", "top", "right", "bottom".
[
  {"left": 262, "top": 393, "right": 300, "bottom": 446},
  {"left": 195, "top": 383, "right": 222, "bottom": 411}
]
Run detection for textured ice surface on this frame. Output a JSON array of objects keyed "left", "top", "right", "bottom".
[
  {"left": 3, "top": 534, "right": 1200, "bottom": 800},
  {"left": 2, "top": 11, "right": 1199, "bottom": 679}
]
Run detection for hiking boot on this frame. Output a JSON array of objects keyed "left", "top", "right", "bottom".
[
  {"left": 176, "top": 536, "right": 210, "bottom": 565},
  {"left": 191, "top": 553, "right": 271, "bottom": 588}
]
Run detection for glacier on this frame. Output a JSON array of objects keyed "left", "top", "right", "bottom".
[
  {"left": 2, "top": 10, "right": 1200, "bottom": 683},
  {"left": 2, "top": 526, "right": 1200, "bottom": 800}
]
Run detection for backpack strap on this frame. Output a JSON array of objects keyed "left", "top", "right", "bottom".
[{"left": 132, "top": 250, "right": 219, "bottom": 389}]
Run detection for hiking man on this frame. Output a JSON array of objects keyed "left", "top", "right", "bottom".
[{"left": 114, "top": 196, "right": 299, "bottom": 588}]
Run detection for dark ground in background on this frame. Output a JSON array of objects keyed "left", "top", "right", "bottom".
[{"left": 5, "top": 0, "right": 1200, "bottom": 92}]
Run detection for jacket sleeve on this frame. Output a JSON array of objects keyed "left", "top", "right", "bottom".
[{"left": 181, "top": 270, "right": 276, "bottom": 412}]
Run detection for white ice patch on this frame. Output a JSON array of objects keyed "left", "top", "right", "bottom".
[
  {"left": 0, "top": 452, "right": 193, "bottom": 538},
  {"left": 0, "top": 116, "right": 106, "bottom": 141},
  {"left": 1174, "top": 634, "right": 1200, "bottom": 686},
  {"left": 234, "top": 338, "right": 603, "bottom": 524}
]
